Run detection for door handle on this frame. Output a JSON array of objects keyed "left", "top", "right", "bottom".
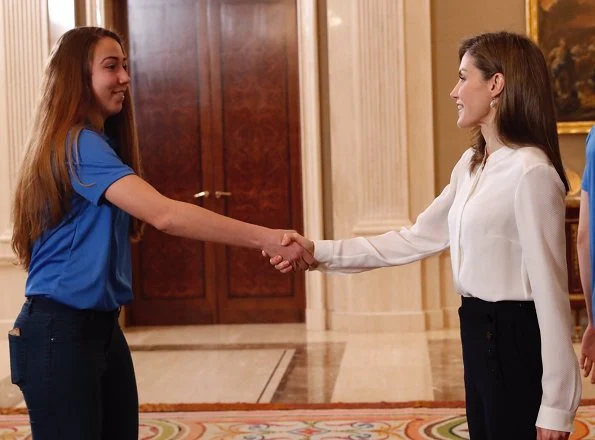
[
  {"left": 193, "top": 190, "right": 210, "bottom": 199},
  {"left": 215, "top": 191, "right": 232, "bottom": 199}
]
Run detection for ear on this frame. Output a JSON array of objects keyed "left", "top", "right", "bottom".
[{"left": 489, "top": 72, "right": 505, "bottom": 97}]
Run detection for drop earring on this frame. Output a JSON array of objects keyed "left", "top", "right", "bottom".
[{"left": 490, "top": 98, "right": 497, "bottom": 109}]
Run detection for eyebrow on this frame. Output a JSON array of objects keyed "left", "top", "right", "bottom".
[{"left": 100, "top": 56, "right": 127, "bottom": 63}]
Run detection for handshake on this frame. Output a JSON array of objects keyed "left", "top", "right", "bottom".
[{"left": 262, "top": 231, "right": 318, "bottom": 273}]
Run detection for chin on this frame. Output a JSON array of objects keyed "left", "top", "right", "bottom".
[
  {"left": 108, "top": 106, "right": 124, "bottom": 117},
  {"left": 456, "top": 119, "right": 474, "bottom": 129}
]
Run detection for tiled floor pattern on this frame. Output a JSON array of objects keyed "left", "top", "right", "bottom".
[{"left": 1, "top": 324, "right": 594, "bottom": 409}]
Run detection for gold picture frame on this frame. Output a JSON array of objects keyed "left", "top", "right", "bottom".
[{"left": 526, "top": 0, "right": 595, "bottom": 134}]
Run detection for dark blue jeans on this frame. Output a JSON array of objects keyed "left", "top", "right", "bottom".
[{"left": 8, "top": 297, "right": 138, "bottom": 439}]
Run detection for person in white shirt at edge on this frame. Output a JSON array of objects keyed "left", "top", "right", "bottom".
[{"left": 268, "top": 31, "right": 581, "bottom": 440}]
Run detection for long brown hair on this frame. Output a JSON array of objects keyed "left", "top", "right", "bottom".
[
  {"left": 459, "top": 31, "right": 569, "bottom": 191},
  {"left": 12, "top": 27, "right": 143, "bottom": 270}
]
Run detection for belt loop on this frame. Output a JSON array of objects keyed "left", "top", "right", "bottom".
[{"left": 26, "top": 297, "right": 34, "bottom": 316}]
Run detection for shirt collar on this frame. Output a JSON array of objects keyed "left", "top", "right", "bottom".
[{"left": 485, "top": 146, "right": 515, "bottom": 166}]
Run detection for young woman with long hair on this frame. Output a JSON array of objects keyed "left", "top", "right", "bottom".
[{"left": 8, "top": 26, "right": 312, "bottom": 439}]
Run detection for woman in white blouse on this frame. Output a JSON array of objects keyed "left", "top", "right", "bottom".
[{"left": 270, "top": 32, "right": 581, "bottom": 440}]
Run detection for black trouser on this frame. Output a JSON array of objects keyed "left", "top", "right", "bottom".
[
  {"left": 459, "top": 296, "right": 542, "bottom": 440},
  {"left": 8, "top": 297, "right": 138, "bottom": 440}
]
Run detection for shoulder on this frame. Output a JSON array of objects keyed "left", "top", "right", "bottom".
[
  {"left": 453, "top": 147, "right": 474, "bottom": 171},
  {"left": 460, "top": 147, "right": 474, "bottom": 163},
  {"left": 74, "top": 129, "right": 118, "bottom": 163},
  {"left": 77, "top": 129, "right": 111, "bottom": 148},
  {"left": 513, "top": 146, "right": 550, "bottom": 169},
  {"left": 448, "top": 148, "right": 475, "bottom": 182},
  {"left": 513, "top": 147, "right": 564, "bottom": 193}
]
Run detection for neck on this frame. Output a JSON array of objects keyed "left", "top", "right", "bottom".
[
  {"left": 87, "top": 110, "right": 106, "bottom": 132},
  {"left": 480, "top": 123, "right": 505, "bottom": 156}
]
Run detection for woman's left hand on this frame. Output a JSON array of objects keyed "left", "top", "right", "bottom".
[{"left": 536, "top": 427, "right": 569, "bottom": 440}]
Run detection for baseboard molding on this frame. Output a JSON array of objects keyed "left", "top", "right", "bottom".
[
  {"left": 0, "top": 320, "right": 12, "bottom": 340},
  {"left": 329, "top": 310, "right": 426, "bottom": 332},
  {"left": 443, "top": 307, "right": 460, "bottom": 328},
  {"left": 423, "top": 309, "right": 444, "bottom": 330},
  {"left": 305, "top": 308, "right": 326, "bottom": 330}
]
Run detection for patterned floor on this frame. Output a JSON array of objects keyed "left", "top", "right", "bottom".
[{"left": 2, "top": 406, "right": 595, "bottom": 439}]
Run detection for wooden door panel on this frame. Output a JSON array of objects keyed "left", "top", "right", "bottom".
[
  {"left": 208, "top": 0, "right": 305, "bottom": 322},
  {"left": 126, "top": 0, "right": 217, "bottom": 325},
  {"left": 123, "top": 0, "right": 305, "bottom": 325}
]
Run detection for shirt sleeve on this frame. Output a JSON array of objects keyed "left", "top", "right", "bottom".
[
  {"left": 312, "top": 149, "right": 471, "bottom": 273},
  {"left": 70, "top": 129, "right": 135, "bottom": 206},
  {"left": 514, "top": 165, "right": 581, "bottom": 432}
]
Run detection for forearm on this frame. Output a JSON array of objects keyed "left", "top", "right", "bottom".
[
  {"left": 578, "top": 190, "right": 593, "bottom": 324},
  {"left": 578, "top": 238, "right": 593, "bottom": 324},
  {"left": 105, "top": 174, "right": 277, "bottom": 250},
  {"left": 534, "top": 291, "right": 581, "bottom": 431},
  {"left": 161, "top": 199, "right": 274, "bottom": 250},
  {"left": 105, "top": 174, "right": 313, "bottom": 266},
  {"left": 313, "top": 232, "right": 448, "bottom": 273}
]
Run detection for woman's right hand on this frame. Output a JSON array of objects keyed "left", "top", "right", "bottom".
[
  {"left": 269, "top": 231, "right": 317, "bottom": 273},
  {"left": 261, "top": 230, "right": 315, "bottom": 272}
]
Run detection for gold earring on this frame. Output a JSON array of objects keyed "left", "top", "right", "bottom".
[{"left": 490, "top": 98, "right": 496, "bottom": 109}]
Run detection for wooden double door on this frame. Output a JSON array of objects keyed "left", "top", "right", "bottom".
[{"left": 117, "top": 0, "right": 305, "bottom": 325}]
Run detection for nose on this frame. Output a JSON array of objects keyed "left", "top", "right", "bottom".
[
  {"left": 449, "top": 84, "right": 458, "bottom": 100},
  {"left": 119, "top": 69, "right": 131, "bottom": 85}
]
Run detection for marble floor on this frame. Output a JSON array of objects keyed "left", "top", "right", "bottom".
[{"left": 1, "top": 324, "right": 595, "bottom": 408}]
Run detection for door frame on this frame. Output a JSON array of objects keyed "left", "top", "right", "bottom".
[
  {"left": 295, "top": 0, "right": 326, "bottom": 330},
  {"left": 104, "top": 0, "right": 327, "bottom": 330}
]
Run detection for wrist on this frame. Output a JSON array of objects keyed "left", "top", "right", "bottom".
[{"left": 253, "top": 226, "right": 274, "bottom": 250}]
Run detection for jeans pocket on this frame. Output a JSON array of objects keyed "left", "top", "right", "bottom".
[{"left": 8, "top": 332, "right": 26, "bottom": 386}]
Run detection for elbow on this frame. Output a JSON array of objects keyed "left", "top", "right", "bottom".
[
  {"left": 149, "top": 199, "right": 177, "bottom": 234},
  {"left": 152, "top": 212, "right": 174, "bottom": 233}
]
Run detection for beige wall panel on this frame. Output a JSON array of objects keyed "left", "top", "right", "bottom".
[
  {"left": 0, "top": 0, "right": 49, "bottom": 337},
  {"left": 323, "top": 0, "right": 436, "bottom": 332},
  {"left": 432, "top": 0, "right": 588, "bottom": 192}
]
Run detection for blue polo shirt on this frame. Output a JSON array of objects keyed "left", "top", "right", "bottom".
[
  {"left": 582, "top": 125, "right": 595, "bottom": 319},
  {"left": 26, "top": 129, "right": 135, "bottom": 310}
]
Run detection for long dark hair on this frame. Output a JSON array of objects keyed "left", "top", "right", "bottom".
[
  {"left": 12, "top": 27, "right": 143, "bottom": 269},
  {"left": 460, "top": 31, "right": 569, "bottom": 191}
]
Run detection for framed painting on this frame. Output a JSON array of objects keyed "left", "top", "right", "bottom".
[{"left": 526, "top": 0, "right": 595, "bottom": 134}]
